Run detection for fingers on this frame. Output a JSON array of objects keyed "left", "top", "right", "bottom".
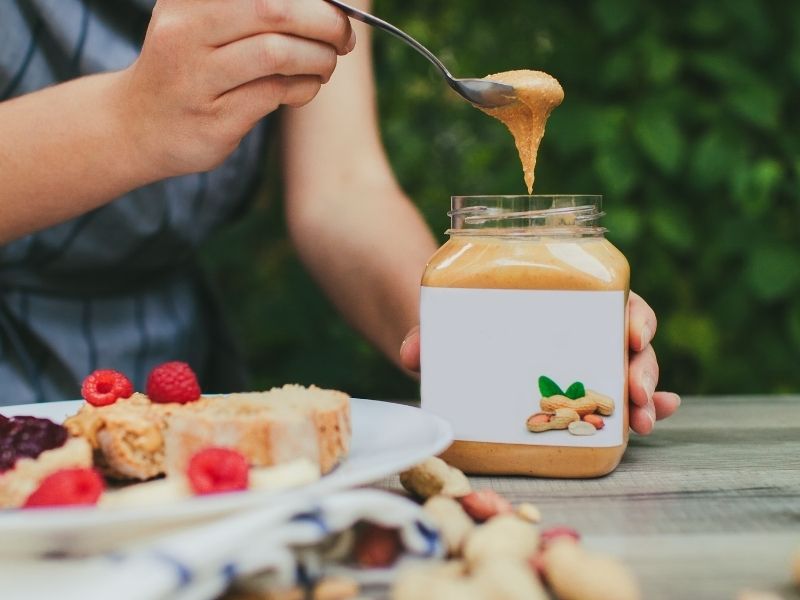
[
  {"left": 628, "top": 291, "right": 657, "bottom": 352},
  {"left": 399, "top": 326, "right": 421, "bottom": 373},
  {"left": 630, "top": 392, "right": 681, "bottom": 435},
  {"left": 629, "top": 405, "right": 655, "bottom": 435},
  {"left": 202, "top": 0, "right": 355, "bottom": 53},
  {"left": 653, "top": 392, "right": 681, "bottom": 420},
  {"left": 628, "top": 343, "right": 659, "bottom": 433},
  {"left": 627, "top": 293, "right": 681, "bottom": 435},
  {"left": 629, "top": 344, "right": 659, "bottom": 409},
  {"left": 209, "top": 33, "right": 338, "bottom": 94},
  {"left": 221, "top": 74, "right": 322, "bottom": 127}
]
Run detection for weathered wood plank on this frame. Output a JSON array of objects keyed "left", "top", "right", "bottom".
[{"left": 374, "top": 395, "right": 800, "bottom": 599}]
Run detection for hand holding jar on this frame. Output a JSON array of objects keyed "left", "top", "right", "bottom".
[
  {"left": 626, "top": 292, "right": 680, "bottom": 434},
  {"left": 400, "top": 293, "right": 678, "bottom": 437}
]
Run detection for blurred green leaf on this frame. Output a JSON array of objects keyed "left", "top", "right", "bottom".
[
  {"left": 605, "top": 206, "right": 642, "bottom": 245},
  {"left": 731, "top": 158, "right": 784, "bottom": 219},
  {"left": 600, "top": 51, "right": 636, "bottom": 90},
  {"left": 663, "top": 312, "right": 720, "bottom": 365},
  {"left": 546, "top": 104, "right": 596, "bottom": 156},
  {"left": 744, "top": 245, "right": 800, "bottom": 301},
  {"left": 643, "top": 42, "right": 681, "bottom": 85},
  {"left": 593, "top": 145, "right": 637, "bottom": 197},
  {"left": 789, "top": 303, "right": 800, "bottom": 350},
  {"left": 685, "top": 5, "right": 727, "bottom": 37},
  {"left": 725, "top": 0, "right": 770, "bottom": 46},
  {"left": 649, "top": 206, "right": 694, "bottom": 251},
  {"left": 633, "top": 105, "right": 685, "bottom": 174},
  {"left": 591, "top": 0, "right": 639, "bottom": 35},
  {"left": 691, "top": 129, "right": 742, "bottom": 190},
  {"left": 790, "top": 37, "right": 800, "bottom": 83},
  {"left": 689, "top": 52, "right": 756, "bottom": 85},
  {"left": 726, "top": 84, "right": 781, "bottom": 130},
  {"left": 750, "top": 159, "right": 784, "bottom": 206},
  {"left": 588, "top": 106, "right": 627, "bottom": 147}
]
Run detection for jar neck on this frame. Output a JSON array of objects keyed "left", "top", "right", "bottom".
[{"left": 447, "top": 195, "right": 606, "bottom": 238}]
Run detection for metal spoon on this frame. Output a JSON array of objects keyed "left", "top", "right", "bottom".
[{"left": 323, "top": 0, "right": 516, "bottom": 108}]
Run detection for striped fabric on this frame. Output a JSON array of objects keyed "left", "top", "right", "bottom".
[
  {"left": 3, "top": 488, "right": 443, "bottom": 597},
  {"left": 0, "top": 0, "right": 271, "bottom": 404}
]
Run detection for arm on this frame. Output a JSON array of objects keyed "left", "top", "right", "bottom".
[
  {"left": 0, "top": 0, "right": 354, "bottom": 244},
  {"left": 281, "top": 1, "right": 437, "bottom": 369}
]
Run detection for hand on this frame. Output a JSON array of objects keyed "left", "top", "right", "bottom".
[
  {"left": 117, "top": 0, "right": 355, "bottom": 178},
  {"left": 399, "top": 291, "right": 681, "bottom": 435},
  {"left": 626, "top": 291, "right": 680, "bottom": 434}
]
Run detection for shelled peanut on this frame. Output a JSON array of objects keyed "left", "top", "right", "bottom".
[
  {"left": 423, "top": 496, "right": 474, "bottom": 556},
  {"left": 543, "top": 538, "right": 639, "bottom": 600},
  {"left": 399, "top": 456, "right": 471, "bottom": 499}
]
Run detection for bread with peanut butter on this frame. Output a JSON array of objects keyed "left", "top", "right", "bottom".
[{"left": 64, "top": 385, "right": 351, "bottom": 480}]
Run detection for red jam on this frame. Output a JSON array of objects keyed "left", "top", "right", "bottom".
[{"left": 0, "top": 415, "right": 68, "bottom": 473}]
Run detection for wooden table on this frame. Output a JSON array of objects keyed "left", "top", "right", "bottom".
[{"left": 377, "top": 395, "right": 800, "bottom": 599}]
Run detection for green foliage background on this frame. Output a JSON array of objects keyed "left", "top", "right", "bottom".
[{"left": 202, "top": 0, "right": 800, "bottom": 398}]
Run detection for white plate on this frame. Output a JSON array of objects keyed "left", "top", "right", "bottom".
[{"left": 0, "top": 398, "right": 452, "bottom": 556}]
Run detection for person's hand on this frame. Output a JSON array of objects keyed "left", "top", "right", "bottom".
[
  {"left": 117, "top": 0, "right": 355, "bottom": 179},
  {"left": 626, "top": 291, "right": 680, "bottom": 434},
  {"left": 399, "top": 291, "right": 681, "bottom": 435}
]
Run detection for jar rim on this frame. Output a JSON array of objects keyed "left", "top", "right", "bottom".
[{"left": 447, "top": 195, "right": 606, "bottom": 237}]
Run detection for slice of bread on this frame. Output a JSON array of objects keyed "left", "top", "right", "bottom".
[
  {"left": 64, "top": 385, "right": 351, "bottom": 480},
  {"left": 65, "top": 393, "right": 184, "bottom": 480},
  {"left": 0, "top": 437, "right": 93, "bottom": 508}
]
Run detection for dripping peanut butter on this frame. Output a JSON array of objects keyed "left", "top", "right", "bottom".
[{"left": 478, "top": 70, "right": 564, "bottom": 194}]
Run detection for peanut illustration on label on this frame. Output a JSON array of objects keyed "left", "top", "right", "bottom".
[{"left": 526, "top": 376, "right": 615, "bottom": 436}]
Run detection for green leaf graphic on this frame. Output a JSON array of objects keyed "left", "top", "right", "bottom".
[
  {"left": 564, "top": 382, "right": 586, "bottom": 400},
  {"left": 538, "top": 376, "right": 564, "bottom": 398}
]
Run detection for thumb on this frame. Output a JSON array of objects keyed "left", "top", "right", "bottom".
[{"left": 399, "top": 326, "right": 421, "bottom": 373}]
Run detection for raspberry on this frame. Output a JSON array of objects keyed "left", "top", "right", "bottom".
[
  {"left": 23, "top": 468, "right": 105, "bottom": 508},
  {"left": 187, "top": 447, "right": 249, "bottom": 495},
  {"left": 146, "top": 361, "right": 201, "bottom": 404},
  {"left": 81, "top": 369, "right": 134, "bottom": 407}
]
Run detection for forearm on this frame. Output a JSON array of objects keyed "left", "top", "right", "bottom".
[
  {"left": 287, "top": 179, "right": 436, "bottom": 366},
  {"left": 0, "top": 72, "right": 156, "bottom": 244},
  {"left": 281, "top": 2, "right": 437, "bottom": 366}
]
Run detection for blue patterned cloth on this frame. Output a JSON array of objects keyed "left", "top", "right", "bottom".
[
  {"left": 0, "top": 0, "right": 272, "bottom": 403},
  {"left": 3, "top": 488, "right": 443, "bottom": 600}
]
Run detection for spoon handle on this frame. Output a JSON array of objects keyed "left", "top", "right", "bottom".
[{"left": 322, "top": 0, "right": 454, "bottom": 80}]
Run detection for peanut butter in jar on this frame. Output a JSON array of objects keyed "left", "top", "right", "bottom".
[{"left": 420, "top": 196, "right": 630, "bottom": 477}]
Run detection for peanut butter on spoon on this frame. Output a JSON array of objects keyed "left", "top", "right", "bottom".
[{"left": 477, "top": 70, "right": 564, "bottom": 194}]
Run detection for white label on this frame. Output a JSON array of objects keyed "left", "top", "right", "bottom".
[{"left": 420, "top": 287, "right": 625, "bottom": 448}]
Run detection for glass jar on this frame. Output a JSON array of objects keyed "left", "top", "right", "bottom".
[{"left": 420, "top": 196, "right": 630, "bottom": 477}]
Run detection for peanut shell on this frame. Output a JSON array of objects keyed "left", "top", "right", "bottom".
[
  {"left": 540, "top": 394, "right": 597, "bottom": 416},
  {"left": 586, "top": 389, "right": 615, "bottom": 416}
]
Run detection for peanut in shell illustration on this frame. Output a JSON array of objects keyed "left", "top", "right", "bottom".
[{"left": 526, "top": 376, "right": 615, "bottom": 436}]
